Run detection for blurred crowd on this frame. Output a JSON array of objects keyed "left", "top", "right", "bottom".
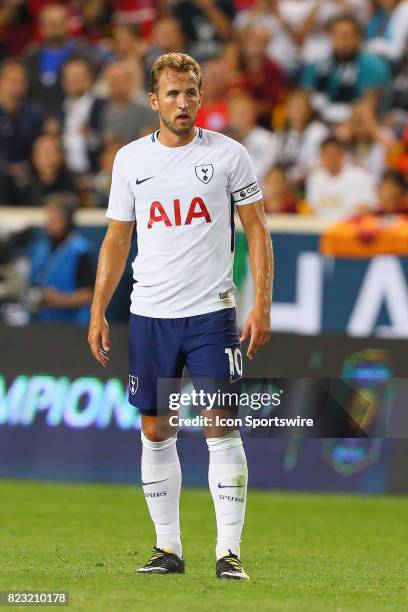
[{"left": 0, "top": 0, "right": 406, "bottom": 220}]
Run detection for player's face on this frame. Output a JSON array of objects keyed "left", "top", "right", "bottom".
[{"left": 149, "top": 69, "right": 202, "bottom": 136}]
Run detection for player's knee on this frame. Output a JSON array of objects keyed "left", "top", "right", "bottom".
[
  {"left": 141, "top": 415, "right": 176, "bottom": 442},
  {"left": 142, "top": 428, "right": 168, "bottom": 442}
]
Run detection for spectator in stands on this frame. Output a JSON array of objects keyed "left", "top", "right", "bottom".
[
  {"left": 263, "top": 165, "right": 299, "bottom": 214},
  {"left": 91, "top": 140, "right": 122, "bottom": 208},
  {"left": 235, "top": 0, "right": 370, "bottom": 74},
  {"left": 24, "top": 4, "right": 98, "bottom": 115},
  {"left": 366, "top": 0, "right": 408, "bottom": 64},
  {"left": 173, "top": 0, "right": 235, "bottom": 63},
  {"left": 74, "top": 0, "right": 113, "bottom": 42},
  {"left": 335, "top": 100, "right": 395, "bottom": 181},
  {"left": 382, "top": 42, "right": 408, "bottom": 135},
  {"left": 0, "top": 0, "right": 404, "bottom": 230},
  {"left": 144, "top": 17, "right": 186, "bottom": 81},
  {"left": 220, "top": 40, "right": 247, "bottom": 92},
  {"left": 0, "top": 59, "right": 44, "bottom": 205},
  {"left": 29, "top": 191, "right": 94, "bottom": 324},
  {"left": 275, "top": 89, "right": 328, "bottom": 186},
  {"left": 302, "top": 14, "right": 390, "bottom": 123},
  {"left": 306, "top": 135, "right": 377, "bottom": 220},
  {"left": 148, "top": 17, "right": 186, "bottom": 57},
  {"left": 281, "top": 0, "right": 370, "bottom": 66},
  {"left": 234, "top": 0, "right": 299, "bottom": 74},
  {"left": 375, "top": 170, "right": 408, "bottom": 214},
  {"left": 226, "top": 93, "right": 278, "bottom": 182},
  {"left": 196, "top": 58, "right": 230, "bottom": 132},
  {"left": 26, "top": 0, "right": 100, "bottom": 41},
  {"left": 111, "top": 24, "right": 145, "bottom": 99},
  {"left": 394, "top": 122, "right": 408, "bottom": 174},
  {"left": 61, "top": 57, "right": 105, "bottom": 176},
  {"left": 27, "top": 134, "right": 75, "bottom": 205},
  {"left": 101, "top": 60, "right": 157, "bottom": 144},
  {"left": 0, "top": 0, "right": 33, "bottom": 59},
  {"left": 113, "top": 0, "right": 157, "bottom": 40},
  {"left": 240, "top": 24, "right": 284, "bottom": 124}
]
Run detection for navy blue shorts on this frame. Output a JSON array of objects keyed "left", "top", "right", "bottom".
[{"left": 128, "top": 307, "right": 242, "bottom": 416}]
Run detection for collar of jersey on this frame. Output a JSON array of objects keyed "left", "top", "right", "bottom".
[{"left": 152, "top": 127, "right": 201, "bottom": 150}]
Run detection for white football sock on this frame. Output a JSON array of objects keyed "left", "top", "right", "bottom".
[
  {"left": 206, "top": 430, "right": 248, "bottom": 560},
  {"left": 141, "top": 431, "right": 182, "bottom": 558}
]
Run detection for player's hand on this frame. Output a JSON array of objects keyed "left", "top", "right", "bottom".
[
  {"left": 240, "top": 305, "right": 271, "bottom": 360},
  {"left": 88, "top": 314, "right": 110, "bottom": 367}
]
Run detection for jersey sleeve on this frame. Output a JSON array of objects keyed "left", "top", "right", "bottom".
[
  {"left": 106, "top": 149, "right": 135, "bottom": 221},
  {"left": 228, "top": 141, "right": 262, "bottom": 206}
]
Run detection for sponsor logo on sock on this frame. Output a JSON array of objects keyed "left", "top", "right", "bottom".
[
  {"left": 145, "top": 491, "right": 167, "bottom": 498},
  {"left": 142, "top": 478, "right": 169, "bottom": 486},
  {"left": 219, "top": 494, "right": 245, "bottom": 502},
  {"left": 218, "top": 482, "right": 245, "bottom": 488}
]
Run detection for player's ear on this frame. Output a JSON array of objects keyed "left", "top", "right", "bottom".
[
  {"left": 149, "top": 92, "right": 159, "bottom": 111},
  {"left": 198, "top": 90, "right": 203, "bottom": 109}
]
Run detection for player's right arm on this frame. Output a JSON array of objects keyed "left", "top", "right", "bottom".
[{"left": 88, "top": 219, "right": 134, "bottom": 366}]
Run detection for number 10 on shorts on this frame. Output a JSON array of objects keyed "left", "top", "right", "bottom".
[{"left": 225, "top": 347, "right": 243, "bottom": 379}]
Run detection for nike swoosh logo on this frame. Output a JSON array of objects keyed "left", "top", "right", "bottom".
[
  {"left": 218, "top": 483, "right": 245, "bottom": 489},
  {"left": 136, "top": 176, "right": 155, "bottom": 185},
  {"left": 142, "top": 478, "right": 169, "bottom": 486}
]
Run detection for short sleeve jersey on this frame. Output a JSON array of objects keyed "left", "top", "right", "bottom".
[{"left": 106, "top": 127, "right": 262, "bottom": 318}]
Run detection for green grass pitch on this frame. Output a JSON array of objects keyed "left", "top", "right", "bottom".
[{"left": 0, "top": 480, "right": 407, "bottom": 611}]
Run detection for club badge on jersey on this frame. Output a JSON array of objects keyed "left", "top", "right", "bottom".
[{"left": 195, "top": 164, "right": 214, "bottom": 184}]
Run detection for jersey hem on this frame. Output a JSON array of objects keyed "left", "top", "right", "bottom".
[{"left": 129, "top": 301, "right": 236, "bottom": 319}]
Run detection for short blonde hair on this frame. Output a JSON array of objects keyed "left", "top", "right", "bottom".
[{"left": 150, "top": 53, "right": 202, "bottom": 94}]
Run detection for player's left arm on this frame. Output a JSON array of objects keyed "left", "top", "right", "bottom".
[{"left": 237, "top": 199, "right": 273, "bottom": 359}]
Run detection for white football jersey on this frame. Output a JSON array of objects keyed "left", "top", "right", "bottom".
[{"left": 106, "top": 127, "right": 262, "bottom": 318}]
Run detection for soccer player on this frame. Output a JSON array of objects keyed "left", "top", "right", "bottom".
[{"left": 88, "top": 53, "right": 273, "bottom": 580}]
